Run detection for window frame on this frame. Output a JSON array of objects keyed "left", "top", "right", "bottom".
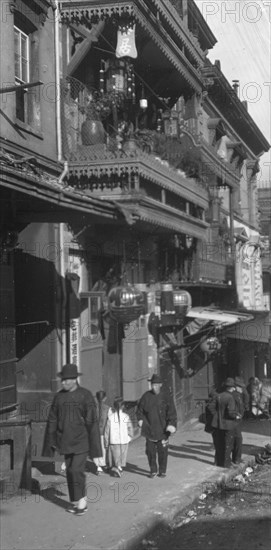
[
  {"left": 14, "top": 24, "right": 30, "bottom": 123},
  {"left": 14, "top": 25, "right": 30, "bottom": 85},
  {"left": 13, "top": 18, "right": 41, "bottom": 133}
]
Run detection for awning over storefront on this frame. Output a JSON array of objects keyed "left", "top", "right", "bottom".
[{"left": 186, "top": 307, "right": 254, "bottom": 329}]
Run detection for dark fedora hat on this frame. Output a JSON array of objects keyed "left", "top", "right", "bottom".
[
  {"left": 224, "top": 377, "right": 235, "bottom": 387},
  {"left": 148, "top": 374, "right": 162, "bottom": 385},
  {"left": 57, "top": 364, "right": 82, "bottom": 379},
  {"left": 234, "top": 376, "right": 245, "bottom": 388}
]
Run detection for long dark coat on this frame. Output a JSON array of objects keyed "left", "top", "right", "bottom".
[
  {"left": 137, "top": 390, "right": 177, "bottom": 440},
  {"left": 43, "top": 385, "right": 102, "bottom": 458},
  {"left": 210, "top": 390, "right": 238, "bottom": 431}
]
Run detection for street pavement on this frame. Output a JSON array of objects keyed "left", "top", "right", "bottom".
[{"left": 0, "top": 419, "right": 270, "bottom": 550}]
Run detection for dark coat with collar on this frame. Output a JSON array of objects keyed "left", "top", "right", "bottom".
[
  {"left": 137, "top": 390, "right": 177, "bottom": 440},
  {"left": 43, "top": 385, "right": 102, "bottom": 458},
  {"left": 210, "top": 390, "right": 238, "bottom": 431}
]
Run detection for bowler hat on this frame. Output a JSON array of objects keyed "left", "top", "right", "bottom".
[
  {"left": 148, "top": 374, "right": 162, "bottom": 384},
  {"left": 224, "top": 377, "right": 235, "bottom": 388},
  {"left": 57, "top": 364, "right": 82, "bottom": 379},
  {"left": 234, "top": 376, "right": 245, "bottom": 388}
]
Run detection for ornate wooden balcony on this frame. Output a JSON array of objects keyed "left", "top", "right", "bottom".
[{"left": 61, "top": 77, "right": 211, "bottom": 238}]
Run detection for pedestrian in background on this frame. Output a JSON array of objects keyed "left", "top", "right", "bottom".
[
  {"left": 210, "top": 377, "right": 241, "bottom": 468},
  {"left": 204, "top": 387, "right": 218, "bottom": 465},
  {"left": 137, "top": 374, "right": 177, "bottom": 478},
  {"left": 93, "top": 390, "right": 110, "bottom": 475},
  {"left": 231, "top": 377, "right": 248, "bottom": 465},
  {"left": 43, "top": 364, "right": 102, "bottom": 515},
  {"left": 104, "top": 397, "right": 133, "bottom": 477}
]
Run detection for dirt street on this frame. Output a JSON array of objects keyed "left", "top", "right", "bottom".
[{"left": 137, "top": 464, "right": 271, "bottom": 550}]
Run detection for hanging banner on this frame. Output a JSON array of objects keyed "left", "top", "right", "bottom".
[
  {"left": 67, "top": 252, "right": 82, "bottom": 367},
  {"left": 116, "top": 25, "right": 137, "bottom": 58}
]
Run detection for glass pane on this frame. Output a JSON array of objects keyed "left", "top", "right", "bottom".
[
  {"left": 21, "top": 59, "right": 28, "bottom": 82},
  {"left": 80, "top": 294, "right": 102, "bottom": 341},
  {"left": 21, "top": 35, "right": 28, "bottom": 59},
  {"left": 14, "top": 56, "right": 20, "bottom": 79}
]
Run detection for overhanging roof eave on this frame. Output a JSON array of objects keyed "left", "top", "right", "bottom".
[{"left": 186, "top": 306, "right": 254, "bottom": 327}]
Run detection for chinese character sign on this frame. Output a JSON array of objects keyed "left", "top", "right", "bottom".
[{"left": 116, "top": 25, "right": 137, "bottom": 59}]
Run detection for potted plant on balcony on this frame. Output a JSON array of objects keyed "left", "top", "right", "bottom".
[
  {"left": 120, "top": 125, "right": 155, "bottom": 154},
  {"left": 80, "top": 91, "right": 124, "bottom": 146},
  {"left": 122, "top": 121, "right": 138, "bottom": 153},
  {"left": 81, "top": 99, "right": 106, "bottom": 146}
]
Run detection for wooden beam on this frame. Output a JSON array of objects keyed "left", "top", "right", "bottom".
[
  {"left": 67, "top": 21, "right": 105, "bottom": 76},
  {"left": 0, "top": 81, "right": 43, "bottom": 94}
]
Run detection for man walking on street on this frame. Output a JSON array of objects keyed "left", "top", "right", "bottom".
[
  {"left": 210, "top": 377, "right": 241, "bottom": 468},
  {"left": 43, "top": 364, "right": 102, "bottom": 515},
  {"left": 137, "top": 374, "right": 177, "bottom": 478}
]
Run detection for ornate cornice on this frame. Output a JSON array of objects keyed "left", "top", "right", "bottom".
[
  {"left": 59, "top": 1, "right": 204, "bottom": 91},
  {"left": 152, "top": 0, "right": 212, "bottom": 61},
  {"left": 9, "top": 0, "right": 53, "bottom": 20},
  {"left": 202, "top": 62, "right": 270, "bottom": 156},
  {"left": 132, "top": 202, "right": 208, "bottom": 239},
  {"left": 133, "top": 6, "right": 202, "bottom": 92},
  {"left": 111, "top": 197, "right": 209, "bottom": 238},
  {"left": 59, "top": 1, "right": 207, "bottom": 66},
  {"left": 59, "top": 1, "right": 135, "bottom": 24}
]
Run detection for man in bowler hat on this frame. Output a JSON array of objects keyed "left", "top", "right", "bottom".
[
  {"left": 137, "top": 374, "right": 177, "bottom": 478},
  {"left": 43, "top": 364, "right": 102, "bottom": 515}
]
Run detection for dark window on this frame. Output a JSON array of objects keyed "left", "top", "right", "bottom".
[{"left": 14, "top": 25, "right": 29, "bottom": 122}]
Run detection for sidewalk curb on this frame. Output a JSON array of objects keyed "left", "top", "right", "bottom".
[{"left": 111, "top": 455, "right": 256, "bottom": 550}]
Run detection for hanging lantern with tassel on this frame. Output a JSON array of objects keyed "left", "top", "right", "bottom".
[{"left": 108, "top": 284, "right": 145, "bottom": 323}]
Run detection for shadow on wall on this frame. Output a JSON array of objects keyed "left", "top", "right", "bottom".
[{"left": 14, "top": 249, "right": 80, "bottom": 361}]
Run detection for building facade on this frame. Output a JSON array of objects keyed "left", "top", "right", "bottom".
[{"left": 0, "top": 0, "right": 270, "bottom": 492}]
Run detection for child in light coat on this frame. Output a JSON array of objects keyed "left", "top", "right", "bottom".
[{"left": 104, "top": 397, "right": 133, "bottom": 477}]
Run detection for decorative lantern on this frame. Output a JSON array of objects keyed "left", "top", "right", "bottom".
[
  {"left": 173, "top": 290, "right": 192, "bottom": 317},
  {"left": 106, "top": 59, "right": 127, "bottom": 94},
  {"left": 200, "top": 336, "right": 222, "bottom": 355},
  {"left": 108, "top": 284, "right": 145, "bottom": 323}
]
